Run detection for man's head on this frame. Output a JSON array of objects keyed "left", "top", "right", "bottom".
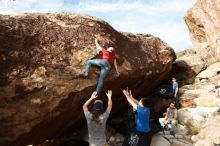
[
  {"left": 172, "top": 77, "right": 176, "bottom": 83},
  {"left": 107, "top": 47, "right": 115, "bottom": 52},
  {"left": 169, "top": 102, "right": 175, "bottom": 109},
  {"left": 91, "top": 100, "right": 104, "bottom": 123},
  {"left": 139, "top": 98, "right": 151, "bottom": 108},
  {"left": 92, "top": 100, "right": 104, "bottom": 111}
]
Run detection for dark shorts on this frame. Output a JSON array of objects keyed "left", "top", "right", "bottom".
[{"left": 173, "top": 94, "right": 180, "bottom": 109}]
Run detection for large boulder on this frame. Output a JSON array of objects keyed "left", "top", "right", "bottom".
[
  {"left": 184, "top": 0, "right": 220, "bottom": 60},
  {"left": 150, "top": 135, "right": 170, "bottom": 146},
  {"left": 196, "top": 62, "right": 220, "bottom": 82},
  {"left": 170, "top": 54, "right": 207, "bottom": 84},
  {"left": 151, "top": 133, "right": 193, "bottom": 146},
  {"left": 178, "top": 108, "right": 205, "bottom": 135},
  {"left": 192, "top": 114, "right": 220, "bottom": 146},
  {"left": 0, "top": 13, "right": 176, "bottom": 146},
  {"left": 178, "top": 107, "right": 217, "bottom": 135},
  {"left": 170, "top": 0, "right": 220, "bottom": 84}
]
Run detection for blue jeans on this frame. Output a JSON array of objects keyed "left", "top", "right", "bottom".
[{"left": 85, "top": 59, "right": 111, "bottom": 93}]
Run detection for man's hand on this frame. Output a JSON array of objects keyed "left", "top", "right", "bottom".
[
  {"left": 106, "top": 90, "right": 113, "bottom": 112},
  {"left": 166, "top": 119, "right": 171, "bottom": 124},
  {"left": 106, "top": 90, "right": 112, "bottom": 99},
  {"left": 91, "top": 91, "right": 98, "bottom": 99},
  {"left": 94, "top": 38, "right": 102, "bottom": 51},
  {"left": 122, "top": 89, "right": 129, "bottom": 97},
  {"left": 129, "top": 89, "right": 134, "bottom": 98},
  {"left": 122, "top": 88, "right": 138, "bottom": 110},
  {"left": 95, "top": 38, "right": 99, "bottom": 44},
  {"left": 83, "top": 91, "right": 98, "bottom": 111},
  {"left": 123, "top": 88, "right": 132, "bottom": 98}
]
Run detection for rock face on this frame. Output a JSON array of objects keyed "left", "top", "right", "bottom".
[
  {"left": 178, "top": 107, "right": 218, "bottom": 135},
  {"left": 177, "top": 67, "right": 220, "bottom": 145},
  {"left": 150, "top": 135, "right": 170, "bottom": 146},
  {"left": 185, "top": 0, "right": 220, "bottom": 60},
  {"left": 172, "top": 0, "right": 220, "bottom": 84},
  {"left": 151, "top": 132, "right": 193, "bottom": 146},
  {"left": 196, "top": 62, "right": 220, "bottom": 82},
  {"left": 192, "top": 114, "right": 220, "bottom": 146},
  {"left": 0, "top": 13, "right": 175, "bottom": 146},
  {"left": 170, "top": 53, "right": 207, "bottom": 84}
]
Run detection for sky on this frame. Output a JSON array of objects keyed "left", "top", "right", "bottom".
[{"left": 0, "top": 0, "right": 197, "bottom": 51}]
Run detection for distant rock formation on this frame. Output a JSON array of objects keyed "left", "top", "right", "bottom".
[
  {"left": 0, "top": 13, "right": 175, "bottom": 146},
  {"left": 185, "top": 0, "right": 220, "bottom": 60},
  {"left": 172, "top": 1, "right": 220, "bottom": 144},
  {"left": 170, "top": 0, "right": 220, "bottom": 84}
]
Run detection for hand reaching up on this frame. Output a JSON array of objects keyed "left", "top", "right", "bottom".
[
  {"left": 122, "top": 89, "right": 129, "bottom": 97},
  {"left": 106, "top": 90, "right": 112, "bottom": 99},
  {"left": 122, "top": 88, "right": 133, "bottom": 98},
  {"left": 91, "top": 91, "right": 98, "bottom": 99}
]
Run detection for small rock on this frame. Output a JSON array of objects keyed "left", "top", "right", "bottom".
[
  {"left": 150, "top": 135, "right": 170, "bottom": 146},
  {"left": 109, "top": 136, "right": 115, "bottom": 143},
  {"left": 115, "top": 137, "right": 121, "bottom": 143}
]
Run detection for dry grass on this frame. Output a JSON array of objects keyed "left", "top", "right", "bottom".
[
  {"left": 176, "top": 50, "right": 186, "bottom": 58},
  {"left": 185, "top": 122, "right": 200, "bottom": 135},
  {"left": 207, "top": 58, "right": 220, "bottom": 65},
  {"left": 187, "top": 83, "right": 205, "bottom": 90}
]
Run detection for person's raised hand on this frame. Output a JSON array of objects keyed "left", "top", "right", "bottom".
[
  {"left": 95, "top": 38, "right": 98, "bottom": 43},
  {"left": 106, "top": 90, "right": 112, "bottom": 99},
  {"left": 91, "top": 91, "right": 98, "bottom": 99},
  {"left": 129, "top": 89, "right": 134, "bottom": 98},
  {"left": 122, "top": 88, "right": 130, "bottom": 97}
]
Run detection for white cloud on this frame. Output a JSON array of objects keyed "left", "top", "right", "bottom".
[
  {"left": 76, "top": 1, "right": 142, "bottom": 13},
  {"left": 91, "top": 0, "right": 196, "bottom": 50},
  {"left": 0, "top": 0, "right": 64, "bottom": 14},
  {"left": 110, "top": 15, "right": 192, "bottom": 50},
  {"left": 73, "top": 0, "right": 195, "bottom": 13},
  {"left": 0, "top": 0, "right": 196, "bottom": 51}
]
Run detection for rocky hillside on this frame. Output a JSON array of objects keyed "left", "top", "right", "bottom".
[
  {"left": 185, "top": 0, "right": 220, "bottom": 61},
  {"left": 0, "top": 13, "right": 175, "bottom": 146},
  {"left": 170, "top": 0, "right": 220, "bottom": 84},
  {"left": 166, "top": 0, "right": 220, "bottom": 145},
  {"left": 177, "top": 63, "right": 220, "bottom": 146}
]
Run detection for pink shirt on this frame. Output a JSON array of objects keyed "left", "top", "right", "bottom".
[{"left": 102, "top": 48, "right": 116, "bottom": 65}]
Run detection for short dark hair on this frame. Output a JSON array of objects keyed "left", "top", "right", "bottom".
[
  {"left": 170, "top": 101, "right": 175, "bottom": 105},
  {"left": 141, "top": 98, "right": 151, "bottom": 107}
]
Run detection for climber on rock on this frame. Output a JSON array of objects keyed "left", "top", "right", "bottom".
[{"left": 80, "top": 38, "right": 120, "bottom": 94}]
